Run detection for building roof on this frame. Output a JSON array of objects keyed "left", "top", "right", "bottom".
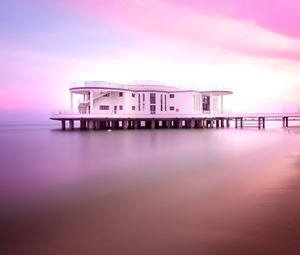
[{"left": 70, "top": 81, "right": 233, "bottom": 95}]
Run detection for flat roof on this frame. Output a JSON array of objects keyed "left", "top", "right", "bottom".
[{"left": 70, "top": 81, "right": 233, "bottom": 95}]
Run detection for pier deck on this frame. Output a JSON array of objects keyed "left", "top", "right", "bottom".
[{"left": 51, "top": 113, "right": 300, "bottom": 131}]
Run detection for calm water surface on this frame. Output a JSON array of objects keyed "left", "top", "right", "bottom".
[{"left": 1, "top": 124, "right": 300, "bottom": 254}]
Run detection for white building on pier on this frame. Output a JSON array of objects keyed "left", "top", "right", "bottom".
[{"left": 68, "top": 81, "right": 232, "bottom": 117}]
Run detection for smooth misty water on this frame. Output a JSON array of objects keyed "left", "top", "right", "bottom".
[{"left": 1, "top": 124, "right": 300, "bottom": 254}]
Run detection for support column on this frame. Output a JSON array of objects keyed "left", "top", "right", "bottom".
[
  {"left": 205, "top": 120, "right": 209, "bottom": 128},
  {"left": 221, "top": 118, "right": 225, "bottom": 128},
  {"left": 88, "top": 120, "right": 94, "bottom": 130},
  {"left": 123, "top": 120, "right": 129, "bottom": 129},
  {"left": 128, "top": 120, "right": 133, "bottom": 129},
  {"left": 170, "top": 120, "right": 174, "bottom": 128},
  {"left": 191, "top": 119, "right": 195, "bottom": 128},
  {"left": 69, "top": 120, "right": 74, "bottom": 130},
  {"left": 235, "top": 118, "right": 238, "bottom": 128},
  {"left": 174, "top": 120, "right": 179, "bottom": 128},
  {"left": 61, "top": 120, "right": 66, "bottom": 130},
  {"left": 95, "top": 121, "right": 99, "bottom": 130},
  {"left": 151, "top": 120, "right": 155, "bottom": 129},
  {"left": 100, "top": 121, "right": 106, "bottom": 130},
  {"left": 198, "top": 119, "right": 204, "bottom": 128},
  {"left": 80, "top": 120, "right": 84, "bottom": 130},
  {"left": 216, "top": 119, "right": 220, "bottom": 128},
  {"left": 165, "top": 120, "right": 171, "bottom": 129},
  {"left": 104, "top": 121, "right": 109, "bottom": 129},
  {"left": 282, "top": 117, "right": 289, "bottom": 128},
  {"left": 133, "top": 120, "right": 139, "bottom": 129},
  {"left": 185, "top": 120, "right": 191, "bottom": 128},
  {"left": 226, "top": 118, "right": 230, "bottom": 128},
  {"left": 197, "top": 120, "right": 203, "bottom": 128},
  {"left": 101, "top": 121, "right": 105, "bottom": 130},
  {"left": 178, "top": 120, "right": 183, "bottom": 128}
]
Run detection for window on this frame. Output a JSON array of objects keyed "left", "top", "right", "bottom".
[
  {"left": 99, "top": 105, "right": 109, "bottom": 110},
  {"left": 119, "top": 92, "right": 123, "bottom": 97},
  {"left": 142, "top": 93, "right": 145, "bottom": 111},
  {"left": 170, "top": 106, "right": 175, "bottom": 111},
  {"left": 138, "top": 94, "right": 141, "bottom": 111},
  {"left": 104, "top": 93, "right": 109, "bottom": 97},
  {"left": 202, "top": 95, "right": 210, "bottom": 112},
  {"left": 164, "top": 94, "right": 167, "bottom": 111},
  {"left": 169, "top": 94, "right": 175, "bottom": 98},
  {"left": 150, "top": 105, "right": 156, "bottom": 114},
  {"left": 160, "top": 94, "right": 163, "bottom": 111},
  {"left": 119, "top": 105, "right": 123, "bottom": 110},
  {"left": 132, "top": 93, "right": 135, "bottom": 97},
  {"left": 132, "top": 106, "right": 135, "bottom": 111},
  {"left": 150, "top": 93, "right": 156, "bottom": 104}
]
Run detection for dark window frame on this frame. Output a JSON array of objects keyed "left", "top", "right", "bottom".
[
  {"left": 99, "top": 105, "right": 110, "bottom": 110},
  {"left": 138, "top": 94, "right": 141, "bottom": 111},
  {"left": 150, "top": 105, "right": 156, "bottom": 115},
  {"left": 202, "top": 95, "right": 210, "bottom": 112},
  {"left": 150, "top": 93, "right": 156, "bottom": 104},
  {"left": 142, "top": 93, "right": 145, "bottom": 111}
]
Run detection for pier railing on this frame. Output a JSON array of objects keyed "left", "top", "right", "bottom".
[{"left": 216, "top": 112, "right": 300, "bottom": 118}]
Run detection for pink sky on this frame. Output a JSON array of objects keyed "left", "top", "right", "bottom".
[{"left": 1, "top": 0, "right": 300, "bottom": 119}]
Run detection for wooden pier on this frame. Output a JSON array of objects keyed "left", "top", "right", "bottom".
[{"left": 51, "top": 113, "right": 300, "bottom": 131}]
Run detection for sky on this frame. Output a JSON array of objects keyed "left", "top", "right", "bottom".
[{"left": 1, "top": 0, "right": 300, "bottom": 120}]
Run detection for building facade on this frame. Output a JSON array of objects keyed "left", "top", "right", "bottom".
[{"left": 69, "top": 81, "right": 232, "bottom": 117}]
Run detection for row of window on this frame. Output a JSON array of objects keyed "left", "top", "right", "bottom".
[
  {"left": 99, "top": 105, "right": 175, "bottom": 111},
  {"left": 99, "top": 105, "right": 123, "bottom": 110},
  {"left": 103, "top": 92, "right": 175, "bottom": 98},
  {"left": 99, "top": 105, "right": 109, "bottom": 110},
  {"left": 104, "top": 92, "right": 123, "bottom": 97}
]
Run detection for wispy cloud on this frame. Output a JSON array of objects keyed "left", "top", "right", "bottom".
[
  {"left": 55, "top": 0, "right": 300, "bottom": 60},
  {"left": 168, "top": 0, "right": 300, "bottom": 39}
]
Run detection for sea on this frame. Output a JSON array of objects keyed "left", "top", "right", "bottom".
[{"left": 1, "top": 121, "right": 300, "bottom": 254}]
